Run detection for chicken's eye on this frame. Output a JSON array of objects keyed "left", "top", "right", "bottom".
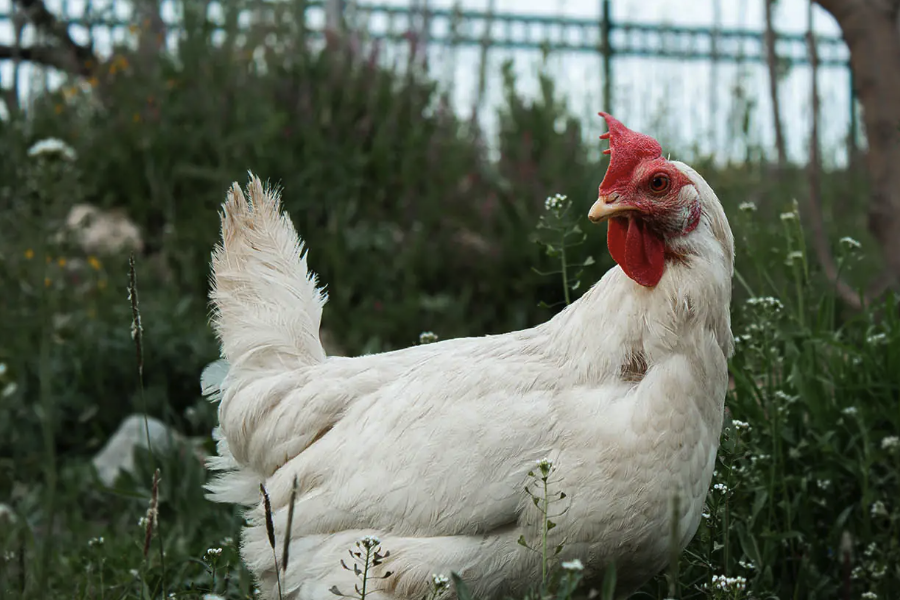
[{"left": 649, "top": 174, "right": 670, "bottom": 194}]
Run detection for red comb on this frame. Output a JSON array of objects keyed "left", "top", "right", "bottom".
[{"left": 598, "top": 112, "right": 663, "bottom": 191}]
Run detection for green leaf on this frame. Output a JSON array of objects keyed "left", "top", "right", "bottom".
[{"left": 451, "top": 572, "right": 476, "bottom": 600}]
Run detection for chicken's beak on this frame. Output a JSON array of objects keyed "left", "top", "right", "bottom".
[{"left": 588, "top": 193, "right": 636, "bottom": 223}]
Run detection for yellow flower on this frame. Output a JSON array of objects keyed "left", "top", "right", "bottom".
[
  {"left": 44, "top": 277, "right": 51, "bottom": 287},
  {"left": 57, "top": 257, "right": 67, "bottom": 267},
  {"left": 88, "top": 77, "right": 99, "bottom": 87},
  {"left": 24, "top": 249, "right": 34, "bottom": 260},
  {"left": 87, "top": 256, "right": 102, "bottom": 271}
]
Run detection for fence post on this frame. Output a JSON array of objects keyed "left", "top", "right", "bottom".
[
  {"left": 600, "top": 0, "right": 613, "bottom": 115},
  {"left": 326, "top": 0, "right": 345, "bottom": 31}
]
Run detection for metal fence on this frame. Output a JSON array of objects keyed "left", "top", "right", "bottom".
[{"left": 0, "top": 0, "right": 856, "bottom": 163}]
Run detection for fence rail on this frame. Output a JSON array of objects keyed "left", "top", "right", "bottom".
[{"left": 0, "top": 0, "right": 857, "bottom": 161}]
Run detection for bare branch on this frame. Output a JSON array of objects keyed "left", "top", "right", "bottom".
[
  {"left": 804, "top": 0, "right": 889, "bottom": 309},
  {"left": 12, "top": 0, "right": 96, "bottom": 76}
]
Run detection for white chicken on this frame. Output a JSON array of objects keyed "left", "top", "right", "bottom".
[{"left": 203, "top": 113, "right": 734, "bottom": 599}]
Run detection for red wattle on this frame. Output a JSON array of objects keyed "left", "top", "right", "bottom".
[{"left": 607, "top": 217, "right": 666, "bottom": 287}]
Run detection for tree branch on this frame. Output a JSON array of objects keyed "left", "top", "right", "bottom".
[
  {"left": 804, "top": 0, "right": 889, "bottom": 309},
  {"left": 11, "top": 0, "right": 96, "bottom": 76}
]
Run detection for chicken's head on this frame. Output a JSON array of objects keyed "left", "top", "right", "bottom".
[{"left": 589, "top": 112, "right": 700, "bottom": 287}]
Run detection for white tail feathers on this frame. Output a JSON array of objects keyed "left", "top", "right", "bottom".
[{"left": 210, "top": 173, "right": 328, "bottom": 374}]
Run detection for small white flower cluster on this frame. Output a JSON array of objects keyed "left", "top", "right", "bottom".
[
  {"left": 545, "top": 193, "right": 568, "bottom": 212},
  {"left": 785, "top": 250, "right": 804, "bottom": 266},
  {"left": 87, "top": 536, "right": 105, "bottom": 547},
  {"left": 773, "top": 390, "right": 797, "bottom": 404},
  {"left": 206, "top": 547, "right": 223, "bottom": 558},
  {"left": 842, "top": 406, "right": 858, "bottom": 417},
  {"left": 738, "top": 201, "right": 757, "bottom": 212},
  {"left": 862, "top": 592, "right": 878, "bottom": 600},
  {"left": 432, "top": 573, "right": 450, "bottom": 590},
  {"left": 816, "top": 479, "right": 831, "bottom": 490},
  {"left": 780, "top": 211, "right": 797, "bottom": 222},
  {"left": 746, "top": 296, "right": 783, "bottom": 312},
  {"left": 28, "top": 138, "right": 77, "bottom": 161},
  {"left": 561, "top": 558, "right": 584, "bottom": 572},
  {"left": 360, "top": 535, "right": 381, "bottom": 549},
  {"left": 419, "top": 331, "right": 439, "bottom": 344},
  {"left": 202, "top": 594, "right": 227, "bottom": 600},
  {"left": 866, "top": 333, "right": 887, "bottom": 345},
  {"left": 881, "top": 436, "right": 900, "bottom": 451},
  {"left": 711, "top": 574, "right": 747, "bottom": 591},
  {"left": 712, "top": 483, "right": 728, "bottom": 493},
  {"left": 839, "top": 236, "right": 862, "bottom": 250},
  {"left": 738, "top": 559, "right": 756, "bottom": 571},
  {"left": 535, "top": 457, "right": 555, "bottom": 477},
  {"left": 871, "top": 501, "right": 888, "bottom": 518},
  {"left": 731, "top": 419, "right": 751, "bottom": 432}
]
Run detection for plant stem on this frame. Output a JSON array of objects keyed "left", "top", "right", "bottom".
[
  {"left": 542, "top": 477, "right": 549, "bottom": 584},
  {"left": 560, "top": 234, "right": 571, "bottom": 305}
]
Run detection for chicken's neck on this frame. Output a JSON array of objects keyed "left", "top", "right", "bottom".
[{"left": 540, "top": 240, "right": 734, "bottom": 377}]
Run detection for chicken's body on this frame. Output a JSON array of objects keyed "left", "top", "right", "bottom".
[{"left": 205, "top": 119, "right": 734, "bottom": 599}]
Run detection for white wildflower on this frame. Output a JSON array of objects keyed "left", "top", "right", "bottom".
[
  {"left": 780, "top": 211, "right": 797, "bottom": 222},
  {"left": 851, "top": 566, "right": 864, "bottom": 580},
  {"left": 202, "top": 595, "right": 227, "bottom": 600},
  {"left": 2, "top": 382, "right": 17, "bottom": 398},
  {"left": 129, "top": 568, "right": 139, "bottom": 578},
  {"left": 28, "top": 138, "right": 76, "bottom": 161},
  {"left": 2, "top": 552, "right": 14, "bottom": 561},
  {"left": 864, "top": 542, "right": 877, "bottom": 558},
  {"left": 561, "top": 559, "right": 584, "bottom": 572},
  {"left": 785, "top": 250, "right": 804, "bottom": 266},
  {"left": 881, "top": 436, "right": 900, "bottom": 451},
  {"left": 738, "top": 559, "right": 756, "bottom": 571},
  {"left": 206, "top": 547, "right": 223, "bottom": 558},
  {"left": 774, "top": 390, "right": 796, "bottom": 404},
  {"left": 839, "top": 236, "right": 861, "bottom": 250},
  {"left": 711, "top": 574, "right": 747, "bottom": 591},
  {"left": 871, "top": 564, "right": 887, "bottom": 579},
  {"left": 87, "top": 536, "right": 105, "bottom": 547},
  {"left": 432, "top": 573, "right": 450, "bottom": 590},
  {"left": 738, "top": 201, "right": 757, "bottom": 212},
  {"left": 746, "top": 296, "right": 783, "bottom": 312},
  {"left": 866, "top": 333, "right": 887, "bottom": 345},
  {"left": 535, "top": 458, "right": 555, "bottom": 477},
  {"left": 862, "top": 592, "right": 877, "bottom": 600},
  {"left": 731, "top": 419, "right": 750, "bottom": 431},
  {"left": 816, "top": 479, "right": 831, "bottom": 490},
  {"left": 713, "top": 483, "right": 728, "bottom": 493},
  {"left": 418, "top": 331, "right": 439, "bottom": 344},
  {"left": 545, "top": 193, "right": 568, "bottom": 212},
  {"left": 871, "top": 501, "right": 888, "bottom": 518},
  {"left": 842, "top": 407, "right": 858, "bottom": 416},
  {"left": 221, "top": 536, "right": 234, "bottom": 546},
  {"left": 360, "top": 535, "right": 381, "bottom": 549}
]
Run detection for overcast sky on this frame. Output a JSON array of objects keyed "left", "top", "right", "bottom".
[{"left": 0, "top": 0, "right": 853, "bottom": 165}]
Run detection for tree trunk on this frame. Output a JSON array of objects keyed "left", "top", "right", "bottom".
[
  {"left": 816, "top": 0, "right": 900, "bottom": 289},
  {"left": 764, "top": 0, "right": 788, "bottom": 168}
]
